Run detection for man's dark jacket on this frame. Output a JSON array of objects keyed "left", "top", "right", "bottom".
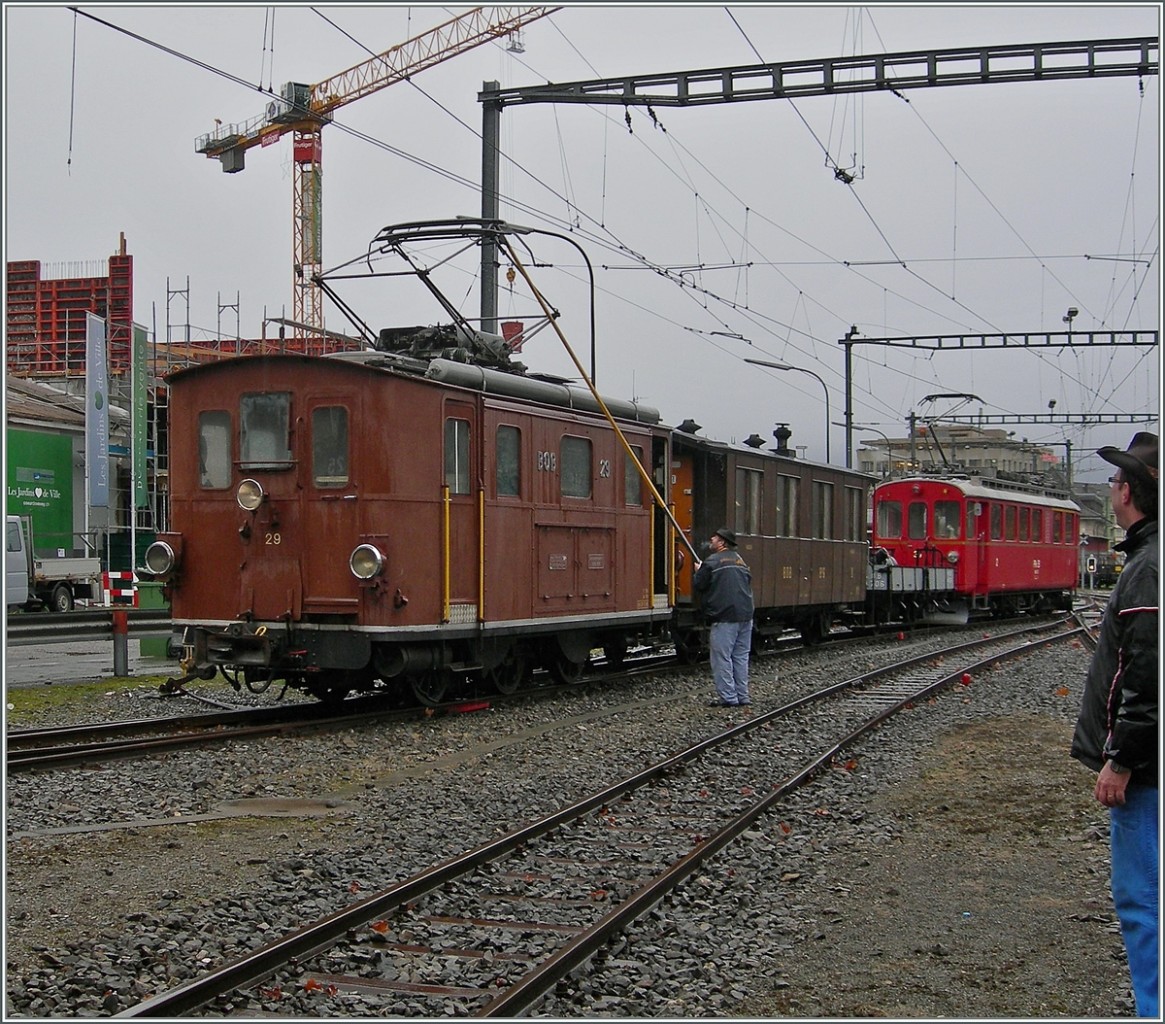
[
  {"left": 1071, "top": 518, "right": 1159, "bottom": 787},
  {"left": 692, "top": 548, "right": 754, "bottom": 623}
]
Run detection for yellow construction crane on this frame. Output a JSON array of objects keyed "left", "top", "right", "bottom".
[{"left": 195, "top": 6, "right": 558, "bottom": 337}]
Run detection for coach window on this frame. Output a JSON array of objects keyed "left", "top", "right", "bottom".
[
  {"left": 1005, "top": 505, "right": 1017, "bottom": 541},
  {"left": 907, "top": 501, "right": 927, "bottom": 540},
  {"left": 240, "top": 392, "right": 292, "bottom": 468},
  {"left": 1066, "top": 512, "right": 1077, "bottom": 544},
  {"left": 1052, "top": 511, "right": 1063, "bottom": 544},
  {"left": 877, "top": 499, "right": 902, "bottom": 540},
  {"left": 561, "top": 435, "right": 592, "bottom": 498},
  {"left": 198, "top": 410, "right": 231, "bottom": 489},
  {"left": 934, "top": 500, "right": 960, "bottom": 539},
  {"left": 845, "top": 486, "right": 863, "bottom": 541},
  {"left": 776, "top": 475, "right": 799, "bottom": 536},
  {"left": 989, "top": 503, "right": 1003, "bottom": 540},
  {"left": 736, "top": 468, "right": 762, "bottom": 535},
  {"left": 444, "top": 418, "right": 470, "bottom": 495},
  {"left": 311, "top": 407, "right": 348, "bottom": 488},
  {"left": 624, "top": 445, "right": 644, "bottom": 506},
  {"left": 813, "top": 481, "right": 835, "bottom": 540},
  {"left": 1019, "top": 507, "right": 1030, "bottom": 542},
  {"left": 1032, "top": 508, "right": 1044, "bottom": 543},
  {"left": 496, "top": 425, "right": 520, "bottom": 498}
]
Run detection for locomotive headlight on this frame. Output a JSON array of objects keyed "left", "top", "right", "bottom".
[
  {"left": 946, "top": 550, "right": 959, "bottom": 564},
  {"left": 143, "top": 540, "right": 177, "bottom": 576},
  {"left": 237, "top": 478, "right": 266, "bottom": 511},
  {"left": 350, "top": 543, "right": 385, "bottom": 580}
]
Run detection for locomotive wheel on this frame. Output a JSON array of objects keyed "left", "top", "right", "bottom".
[
  {"left": 484, "top": 649, "right": 526, "bottom": 696},
  {"left": 674, "top": 630, "right": 705, "bottom": 664},
  {"left": 411, "top": 668, "right": 449, "bottom": 707},
  {"left": 549, "top": 653, "right": 586, "bottom": 685}
]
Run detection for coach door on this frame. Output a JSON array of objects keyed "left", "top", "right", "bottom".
[
  {"left": 443, "top": 400, "right": 481, "bottom": 624},
  {"left": 671, "top": 452, "right": 696, "bottom": 599},
  {"left": 302, "top": 396, "right": 361, "bottom": 615}
]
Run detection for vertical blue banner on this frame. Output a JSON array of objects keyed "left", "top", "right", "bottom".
[
  {"left": 133, "top": 324, "right": 148, "bottom": 508},
  {"left": 86, "top": 312, "right": 110, "bottom": 508}
]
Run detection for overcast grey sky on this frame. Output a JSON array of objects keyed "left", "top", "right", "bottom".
[{"left": 4, "top": 3, "right": 1160, "bottom": 480}]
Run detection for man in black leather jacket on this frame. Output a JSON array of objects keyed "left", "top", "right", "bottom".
[{"left": 1071, "top": 431, "right": 1158, "bottom": 1017}]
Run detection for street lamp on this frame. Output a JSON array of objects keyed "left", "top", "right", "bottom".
[
  {"left": 745, "top": 358, "right": 831, "bottom": 463},
  {"left": 833, "top": 420, "right": 894, "bottom": 478}
]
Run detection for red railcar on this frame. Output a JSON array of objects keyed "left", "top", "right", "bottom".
[
  {"left": 871, "top": 475, "right": 1079, "bottom": 617},
  {"left": 148, "top": 351, "right": 672, "bottom": 704}
]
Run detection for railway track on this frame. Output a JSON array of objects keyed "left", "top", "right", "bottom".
[{"left": 115, "top": 617, "right": 1083, "bottom": 1018}]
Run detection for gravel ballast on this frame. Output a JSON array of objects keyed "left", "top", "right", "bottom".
[{"left": 4, "top": 630, "right": 1133, "bottom": 1017}]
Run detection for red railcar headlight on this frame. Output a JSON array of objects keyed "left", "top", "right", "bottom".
[
  {"left": 350, "top": 544, "right": 385, "bottom": 580},
  {"left": 946, "top": 550, "right": 959, "bottom": 564}
]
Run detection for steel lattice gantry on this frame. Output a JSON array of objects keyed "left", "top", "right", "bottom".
[{"left": 477, "top": 35, "right": 1158, "bottom": 330}]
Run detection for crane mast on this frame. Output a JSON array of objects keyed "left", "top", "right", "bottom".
[{"left": 196, "top": 6, "right": 558, "bottom": 338}]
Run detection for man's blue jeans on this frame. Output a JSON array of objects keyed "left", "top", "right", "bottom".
[
  {"left": 1111, "top": 784, "right": 1159, "bottom": 1017},
  {"left": 709, "top": 620, "right": 751, "bottom": 705}
]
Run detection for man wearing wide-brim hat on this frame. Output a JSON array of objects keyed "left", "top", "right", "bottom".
[{"left": 1071, "top": 431, "right": 1159, "bottom": 1017}]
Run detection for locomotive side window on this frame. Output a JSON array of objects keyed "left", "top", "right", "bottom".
[
  {"left": 989, "top": 503, "right": 1003, "bottom": 540},
  {"left": 877, "top": 499, "right": 902, "bottom": 539},
  {"left": 907, "top": 501, "right": 926, "bottom": 540},
  {"left": 444, "top": 418, "right": 471, "bottom": 495},
  {"left": 198, "top": 410, "right": 231, "bottom": 489},
  {"left": 624, "top": 445, "right": 644, "bottom": 506},
  {"left": 1032, "top": 508, "right": 1044, "bottom": 542},
  {"left": 736, "top": 468, "right": 762, "bottom": 534},
  {"left": 1066, "top": 512, "right": 1077, "bottom": 543},
  {"left": 1019, "top": 507, "right": 1030, "bottom": 541},
  {"left": 776, "top": 475, "right": 799, "bottom": 536},
  {"left": 560, "top": 435, "right": 592, "bottom": 498},
  {"left": 1052, "top": 511, "right": 1063, "bottom": 544},
  {"left": 844, "top": 486, "right": 863, "bottom": 541},
  {"left": 496, "top": 425, "right": 520, "bottom": 498},
  {"left": 1005, "top": 505, "right": 1017, "bottom": 540},
  {"left": 240, "top": 392, "right": 292, "bottom": 468},
  {"left": 934, "top": 500, "right": 960, "bottom": 539},
  {"left": 311, "top": 406, "right": 349, "bottom": 488},
  {"left": 813, "top": 481, "right": 835, "bottom": 540}
]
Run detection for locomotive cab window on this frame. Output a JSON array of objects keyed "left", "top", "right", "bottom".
[
  {"left": 496, "top": 425, "right": 520, "bottom": 498},
  {"left": 199, "top": 410, "right": 231, "bottom": 489},
  {"left": 624, "top": 445, "right": 644, "bottom": 506},
  {"left": 240, "top": 392, "right": 292, "bottom": 469},
  {"left": 877, "top": 499, "right": 902, "bottom": 539},
  {"left": 1005, "top": 505, "right": 1017, "bottom": 541},
  {"left": 1032, "top": 508, "right": 1044, "bottom": 542},
  {"left": 934, "top": 500, "right": 960, "bottom": 539},
  {"left": 311, "top": 406, "right": 349, "bottom": 488},
  {"left": 445, "top": 418, "right": 471, "bottom": 495},
  {"left": 561, "top": 436, "right": 592, "bottom": 499},
  {"left": 1019, "top": 507, "right": 1030, "bottom": 541},
  {"left": 1052, "top": 512, "right": 1063, "bottom": 544}
]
